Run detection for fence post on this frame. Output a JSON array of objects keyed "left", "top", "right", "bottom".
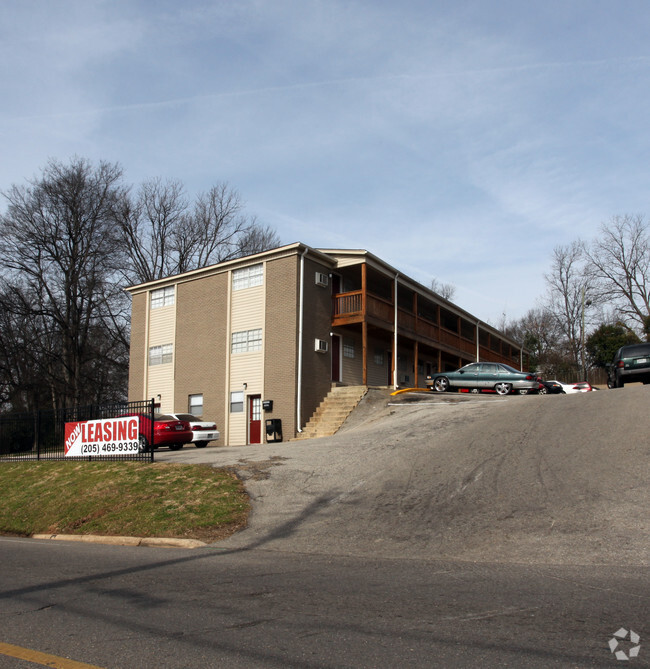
[
  {"left": 149, "top": 398, "right": 155, "bottom": 463},
  {"left": 35, "top": 410, "right": 41, "bottom": 460}
]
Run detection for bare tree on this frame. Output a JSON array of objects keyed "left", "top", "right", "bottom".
[
  {"left": 120, "top": 181, "right": 281, "bottom": 284},
  {"left": 0, "top": 159, "right": 281, "bottom": 411},
  {"left": 117, "top": 177, "right": 190, "bottom": 283},
  {"left": 583, "top": 214, "right": 650, "bottom": 332},
  {"left": 544, "top": 241, "right": 597, "bottom": 376},
  {"left": 507, "top": 307, "right": 561, "bottom": 372},
  {"left": 0, "top": 157, "right": 129, "bottom": 408},
  {"left": 430, "top": 278, "right": 456, "bottom": 301},
  {"left": 235, "top": 219, "right": 281, "bottom": 258}
]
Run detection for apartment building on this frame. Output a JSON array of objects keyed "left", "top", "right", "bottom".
[{"left": 126, "top": 242, "right": 527, "bottom": 446}]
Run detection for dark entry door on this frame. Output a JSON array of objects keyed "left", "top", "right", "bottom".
[
  {"left": 249, "top": 395, "right": 262, "bottom": 444},
  {"left": 331, "top": 335, "right": 341, "bottom": 382}
]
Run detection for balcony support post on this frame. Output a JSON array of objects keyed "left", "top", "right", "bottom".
[{"left": 393, "top": 273, "right": 399, "bottom": 389}]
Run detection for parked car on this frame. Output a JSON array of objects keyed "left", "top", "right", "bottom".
[
  {"left": 168, "top": 413, "right": 220, "bottom": 448},
  {"left": 537, "top": 379, "right": 566, "bottom": 394},
  {"left": 608, "top": 343, "right": 650, "bottom": 388},
  {"left": 542, "top": 380, "right": 594, "bottom": 394},
  {"left": 129, "top": 413, "right": 193, "bottom": 452},
  {"left": 426, "top": 362, "right": 538, "bottom": 395}
]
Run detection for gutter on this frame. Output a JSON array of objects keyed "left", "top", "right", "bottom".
[{"left": 296, "top": 247, "right": 308, "bottom": 433}]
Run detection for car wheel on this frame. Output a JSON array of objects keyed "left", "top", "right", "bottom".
[
  {"left": 470, "top": 388, "right": 480, "bottom": 394},
  {"left": 138, "top": 435, "right": 149, "bottom": 453},
  {"left": 517, "top": 388, "right": 529, "bottom": 395},
  {"left": 433, "top": 377, "right": 449, "bottom": 392},
  {"left": 195, "top": 441, "right": 208, "bottom": 448},
  {"left": 168, "top": 443, "right": 184, "bottom": 451},
  {"left": 494, "top": 383, "right": 512, "bottom": 396},
  {"left": 538, "top": 386, "right": 547, "bottom": 395}
]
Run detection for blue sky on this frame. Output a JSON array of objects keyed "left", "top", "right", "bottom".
[{"left": 2, "top": 1, "right": 650, "bottom": 325}]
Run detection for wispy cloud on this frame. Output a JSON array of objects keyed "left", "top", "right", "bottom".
[{"left": 2, "top": 1, "right": 650, "bottom": 322}]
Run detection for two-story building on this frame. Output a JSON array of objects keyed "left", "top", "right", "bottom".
[{"left": 126, "top": 242, "right": 528, "bottom": 445}]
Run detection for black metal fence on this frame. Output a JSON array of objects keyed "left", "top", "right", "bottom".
[{"left": 0, "top": 399, "right": 155, "bottom": 462}]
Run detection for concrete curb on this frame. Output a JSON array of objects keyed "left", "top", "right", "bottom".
[{"left": 32, "top": 533, "right": 206, "bottom": 549}]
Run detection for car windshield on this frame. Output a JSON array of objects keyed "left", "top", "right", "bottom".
[
  {"left": 155, "top": 414, "right": 176, "bottom": 421},
  {"left": 173, "top": 414, "right": 197, "bottom": 421}
]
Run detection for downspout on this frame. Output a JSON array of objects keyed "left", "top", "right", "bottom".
[
  {"left": 476, "top": 321, "right": 480, "bottom": 362},
  {"left": 296, "top": 248, "right": 308, "bottom": 433},
  {"left": 393, "top": 272, "right": 399, "bottom": 389}
]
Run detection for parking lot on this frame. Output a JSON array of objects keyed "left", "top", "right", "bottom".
[{"left": 160, "top": 385, "right": 648, "bottom": 567}]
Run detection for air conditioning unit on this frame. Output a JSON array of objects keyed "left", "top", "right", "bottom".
[
  {"left": 315, "top": 338, "right": 329, "bottom": 353},
  {"left": 315, "top": 272, "right": 329, "bottom": 287}
]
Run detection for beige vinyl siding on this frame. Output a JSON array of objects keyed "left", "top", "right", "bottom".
[
  {"left": 230, "top": 283, "right": 265, "bottom": 332},
  {"left": 146, "top": 297, "right": 176, "bottom": 414},
  {"left": 229, "top": 278, "right": 264, "bottom": 444}
]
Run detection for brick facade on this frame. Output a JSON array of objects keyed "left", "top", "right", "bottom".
[{"left": 126, "top": 242, "right": 527, "bottom": 445}]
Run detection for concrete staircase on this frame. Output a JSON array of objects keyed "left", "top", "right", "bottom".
[{"left": 295, "top": 385, "right": 367, "bottom": 439}]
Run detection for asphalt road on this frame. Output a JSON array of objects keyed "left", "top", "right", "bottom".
[
  {"left": 1, "top": 536, "right": 647, "bottom": 668},
  {"left": 1, "top": 386, "right": 648, "bottom": 667}
]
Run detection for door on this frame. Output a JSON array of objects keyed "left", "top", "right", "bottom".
[
  {"left": 480, "top": 363, "right": 499, "bottom": 390},
  {"left": 331, "top": 335, "right": 341, "bottom": 382},
  {"left": 248, "top": 395, "right": 262, "bottom": 444}
]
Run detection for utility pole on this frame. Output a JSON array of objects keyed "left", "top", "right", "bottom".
[{"left": 581, "top": 286, "right": 592, "bottom": 382}]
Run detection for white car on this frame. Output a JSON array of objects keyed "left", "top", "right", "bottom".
[
  {"left": 548, "top": 381, "right": 594, "bottom": 394},
  {"left": 168, "top": 413, "right": 220, "bottom": 448}
]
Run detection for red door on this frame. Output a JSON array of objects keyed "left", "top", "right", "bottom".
[{"left": 249, "top": 395, "right": 262, "bottom": 444}]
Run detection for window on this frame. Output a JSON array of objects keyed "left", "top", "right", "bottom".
[
  {"left": 188, "top": 394, "right": 203, "bottom": 416},
  {"left": 374, "top": 349, "right": 384, "bottom": 365},
  {"left": 343, "top": 338, "right": 355, "bottom": 358},
  {"left": 251, "top": 396, "right": 261, "bottom": 421},
  {"left": 151, "top": 286, "right": 175, "bottom": 309},
  {"left": 231, "top": 329, "right": 262, "bottom": 353},
  {"left": 315, "top": 272, "right": 329, "bottom": 287},
  {"left": 232, "top": 264, "right": 263, "bottom": 291},
  {"left": 230, "top": 391, "right": 244, "bottom": 413},
  {"left": 149, "top": 344, "right": 173, "bottom": 366}
]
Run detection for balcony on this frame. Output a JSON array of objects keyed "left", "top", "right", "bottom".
[{"left": 332, "top": 289, "right": 518, "bottom": 366}]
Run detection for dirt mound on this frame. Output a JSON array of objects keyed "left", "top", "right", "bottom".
[{"left": 220, "top": 387, "right": 650, "bottom": 565}]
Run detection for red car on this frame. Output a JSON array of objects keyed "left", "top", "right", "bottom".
[{"left": 132, "top": 413, "right": 193, "bottom": 452}]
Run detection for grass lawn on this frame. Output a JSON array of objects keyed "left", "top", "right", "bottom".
[{"left": 0, "top": 461, "right": 249, "bottom": 543}]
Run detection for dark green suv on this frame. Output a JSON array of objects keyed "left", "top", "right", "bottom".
[{"left": 608, "top": 343, "right": 650, "bottom": 388}]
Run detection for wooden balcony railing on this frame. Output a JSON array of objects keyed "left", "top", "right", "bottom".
[
  {"left": 333, "top": 290, "right": 363, "bottom": 317},
  {"left": 332, "top": 290, "right": 521, "bottom": 367}
]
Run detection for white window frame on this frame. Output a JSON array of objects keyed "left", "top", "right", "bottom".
[
  {"left": 188, "top": 394, "right": 203, "bottom": 416},
  {"left": 232, "top": 264, "right": 264, "bottom": 291},
  {"left": 230, "top": 391, "right": 244, "bottom": 413},
  {"left": 231, "top": 329, "right": 262, "bottom": 353},
  {"left": 149, "top": 344, "right": 173, "bottom": 366},
  {"left": 343, "top": 338, "right": 355, "bottom": 359},
  {"left": 151, "top": 286, "right": 175, "bottom": 309}
]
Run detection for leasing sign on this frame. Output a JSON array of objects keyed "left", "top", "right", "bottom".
[{"left": 64, "top": 416, "right": 140, "bottom": 456}]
